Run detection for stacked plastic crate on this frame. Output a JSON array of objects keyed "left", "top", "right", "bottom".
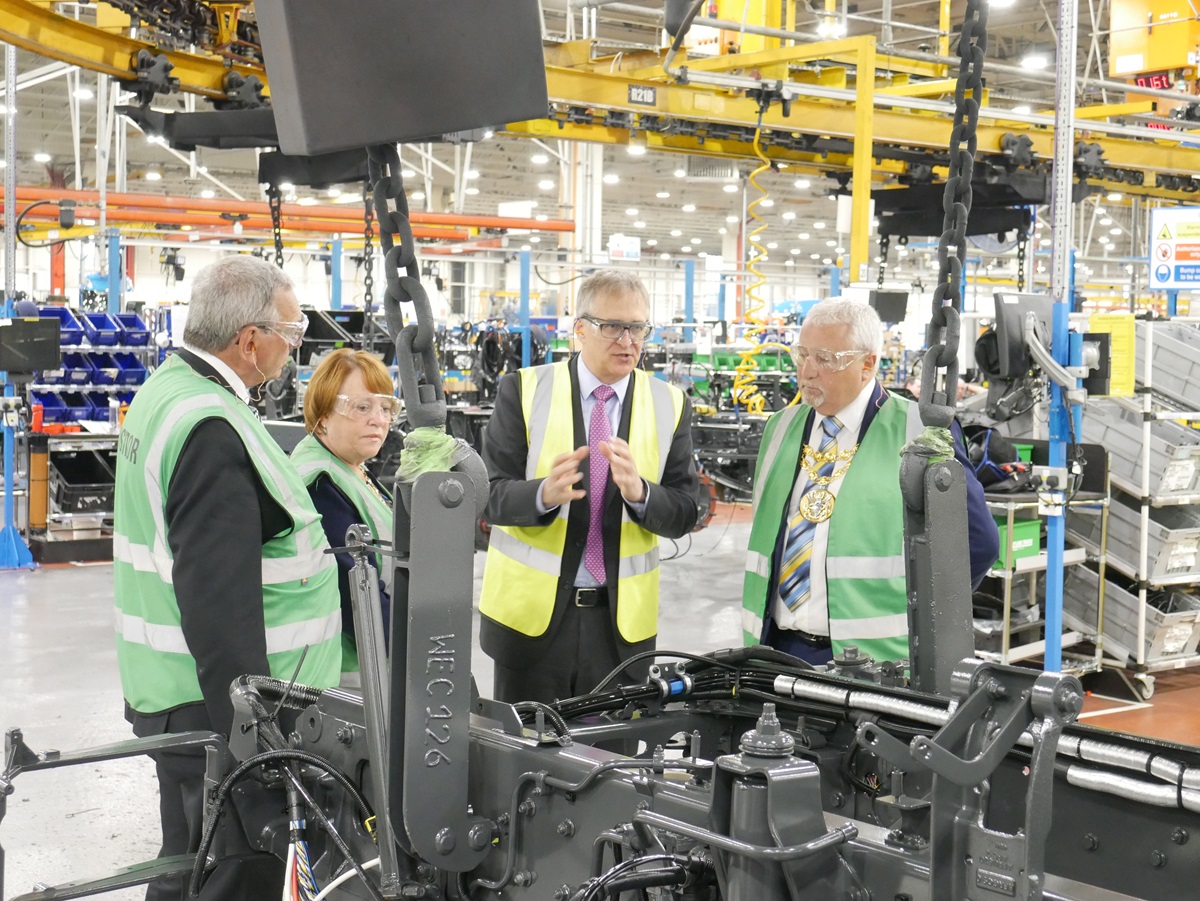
[{"left": 1066, "top": 321, "right": 1200, "bottom": 683}]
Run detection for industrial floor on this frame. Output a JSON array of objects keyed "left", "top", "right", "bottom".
[{"left": 1, "top": 506, "right": 1197, "bottom": 898}]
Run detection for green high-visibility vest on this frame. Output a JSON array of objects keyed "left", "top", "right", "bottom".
[
  {"left": 291, "top": 433, "right": 394, "bottom": 672},
  {"left": 113, "top": 354, "right": 342, "bottom": 716},
  {"left": 742, "top": 390, "right": 922, "bottom": 662},
  {"left": 479, "top": 363, "right": 684, "bottom": 643}
]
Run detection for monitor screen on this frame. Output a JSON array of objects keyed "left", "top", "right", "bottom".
[
  {"left": 0, "top": 318, "right": 61, "bottom": 374},
  {"left": 256, "top": 0, "right": 549, "bottom": 156},
  {"left": 992, "top": 292, "right": 1055, "bottom": 379}
]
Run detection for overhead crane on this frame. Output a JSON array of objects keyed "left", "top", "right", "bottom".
[{"left": 6, "top": 0, "right": 1200, "bottom": 269}]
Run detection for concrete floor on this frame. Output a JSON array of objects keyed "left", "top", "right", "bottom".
[
  {"left": 4, "top": 505, "right": 1198, "bottom": 898},
  {"left": 0, "top": 513, "right": 750, "bottom": 899}
]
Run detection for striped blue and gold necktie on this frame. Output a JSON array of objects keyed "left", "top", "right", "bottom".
[{"left": 779, "top": 416, "right": 843, "bottom": 611}]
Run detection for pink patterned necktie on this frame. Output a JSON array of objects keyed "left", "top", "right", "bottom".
[{"left": 584, "top": 384, "right": 615, "bottom": 582}]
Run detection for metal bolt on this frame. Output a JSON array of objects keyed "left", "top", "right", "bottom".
[
  {"left": 557, "top": 819, "right": 576, "bottom": 837},
  {"left": 469, "top": 823, "right": 492, "bottom": 850},
  {"left": 1151, "top": 849, "right": 1168, "bottom": 868},
  {"left": 1172, "top": 828, "right": 1189, "bottom": 846},
  {"left": 830, "top": 791, "right": 845, "bottom": 809},
  {"left": 439, "top": 478, "right": 465, "bottom": 507},
  {"left": 435, "top": 828, "right": 456, "bottom": 854},
  {"left": 554, "top": 885, "right": 573, "bottom": 900},
  {"left": 513, "top": 870, "right": 536, "bottom": 887},
  {"left": 935, "top": 466, "right": 953, "bottom": 490},
  {"left": 518, "top": 799, "right": 537, "bottom": 817},
  {"left": 416, "top": 864, "right": 436, "bottom": 881},
  {"left": 336, "top": 726, "right": 354, "bottom": 745},
  {"left": 1083, "top": 833, "right": 1099, "bottom": 851},
  {"left": 496, "top": 813, "right": 510, "bottom": 826}
]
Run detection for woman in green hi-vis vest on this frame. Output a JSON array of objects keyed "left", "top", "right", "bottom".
[{"left": 292, "top": 349, "right": 399, "bottom": 682}]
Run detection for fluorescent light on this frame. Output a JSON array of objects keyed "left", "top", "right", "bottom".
[
  {"left": 200, "top": 189, "right": 215, "bottom": 199},
  {"left": 797, "top": 232, "right": 810, "bottom": 239},
  {"left": 401, "top": 168, "right": 416, "bottom": 178},
  {"left": 634, "top": 221, "right": 646, "bottom": 229},
  {"left": 1110, "top": 227, "right": 1122, "bottom": 235},
  {"left": 145, "top": 170, "right": 162, "bottom": 181},
  {"left": 412, "top": 191, "right": 426, "bottom": 200},
  {"left": 521, "top": 244, "right": 531, "bottom": 251},
  {"left": 464, "top": 187, "right": 480, "bottom": 195},
  {"left": 759, "top": 198, "right": 774, "bottom": 207},
  {"left": 531, "top": 153, "right": 549, "bottom": 165},
  {"left": 660, "top": 252, "right": 670, "bottom": 259},
  {"left": 1011, "top": 105, "right": 1032, "bottom": 115},
  {"left": 647, "top": 239, "right": 658, "bottom": 246},
  {"left": 782, "top": 211, "right": 796, "bottom": 220},
  {"left": 33, "top": 152, "right": 51, "bottom": 163},
  {"left": 656, "top": 191, "right": 670, "bottom": 199},
  {"left": 327, "top": 186, "right": 342, "bottom": 197},
  {"left": 682, "top": 203, "right": 696, "bottom": 212},
  {"left": 813, "top": 221, "right": 826, "bottom": 229},
  {"left": 723, "top": 184, "right": 739, "bottom": 193},
  {"left": 1021, "top": 53, "right": 1049, "bottom": 70},
  {"left": 538, "top": 179, "right": 555, "bottom": 190},
  {"left": 73, "top": 87, "right": 94, "bottom": 100},
  {"left": 627, "top": 143, "right": 647, "bottom": 156},
  {"left": 670, "top": 229, "right": 683, "bottom": 237},
  {"left": 674, "top": 168, "right": 686, "bottom": 178},
  {"left": 691, "top": 237, "right": 702, "bottom": 245},
  {"left": 530, "top": 236, "right": 541, "bottom": 243},
  {"left": 466, "top": 169, "right": 480, "bottom": 180},
  {"left": 766, "top": 242, "right": 778, "bottom": 249},
  {"left": 726, "top": 215, "right": 738, "bottom": 223},
  {"left": 298, "top": 197, "right": 318, "bottom": 206},
  {"left": 719, "top": 227, "right": 727, "bottom": 235},
  {"left": 602, "top": 173, "right": 619, "bottom": 185},
  {"left": 794, "top": 178, "right": 811, "bottom": 190},
  {"left": 1107, "top": 191, "right": 1123, "bottom": 201},
  {"left": 535, "top": 214, "right": 549, "bottom": 222},
  {"left": 626, "top": 207, "right": 638, "bottom": 216},
  {"left": 279, "top": 182, "right": 295, "bottom": 192}
]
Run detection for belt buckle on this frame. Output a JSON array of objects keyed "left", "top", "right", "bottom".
[{"left": 574, "top": 588, "right": 602, "bottom": 607}]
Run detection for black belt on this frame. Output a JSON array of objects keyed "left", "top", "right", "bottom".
[
  {"left": 571, "top": 587, "right": 608, "bottom": 607},
  {"left": 788, "top": 628, "right": 832, "bottom": 648}
]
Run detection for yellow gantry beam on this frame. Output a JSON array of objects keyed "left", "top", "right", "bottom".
[
  {"left": 1074, "top": 101, "right": 1156, "bottom": 119},
  {"left": 0, "top": 0, "right": 266, "bottom": 99}
]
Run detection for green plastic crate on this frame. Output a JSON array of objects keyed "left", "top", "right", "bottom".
[
  {"left": 1012, "top": 442, "right": 1033, "bottom": 463},
  {"left": 993, "top": 516, "right": 1041, "bottom": 569}
]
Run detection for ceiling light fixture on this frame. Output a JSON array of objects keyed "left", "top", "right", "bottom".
[
  {"left": 723, "top": 184, "right": 738, "bottom": 193},
  {"left": 634, "top": 221, "right": 646, "bottom": 229},
  {"left": 401, "top": 168, "right": 416, "bottom": 178},
  {"left": 682, "top": 203, "right": 696, "bottom": 212},
  {"left": 782, "top": 211, "right": 796, "bottom": 220},
  {"left": 1107, "top": 191, "right": 1123, "bottom": 201},
  {"left": 626, "top": 207, "right": 638, "bottom": 216},
  {"left": 813, "top": 221, "right": 826, "bottom": 229},
  {"left": 200, "top": 189, "right": 215, "bottom": 199},
  {"left": 656, "top": 191, "right": 670, "bottom": 199},
  {"left": 531, "top": 153, "right": 549, "bottom": 165},
  {"left": 798, "top": 232, "right": 810, "bottom": 240},
  {"left": 464, "top": 187, "right": 480, "bottom": 195},
  {"left": 602, "top": 173, "right": 619, "bottom": 185},
  {"left": 674, "top": 168, "right": 686, "bottom": 178},
  {"left": 538, "top": 179, "right": 555, "bottom": 190},
  {"left": 794, "top": 178, "right": 811, "bottom": 190},
  {"left": 73, "top": 87, "right": 94, "bottom": 100},
  {"left": 759, "top": 198, "right": 774, "bottom": 207},
  {"left": 1011, "top": 105, "right": 1032, "bottom": 115},
  {"left": 466, "top": 169, "right": 480, "bottom": 180},
  {"left": 1021, "top": 52, "right": 1049, "bottom": 70},
  {"left": 33, "top": 152, "right": 51, "bottom": 163},
  {"left": 145, "top": 170, "right": 162, "bottom": 181},
  {"left": 670, "top": 229, "right": 683, "bottom": 237},
  {"left": 647, "top": 239, "right": 658, "bottom": 246},
  {"left": 726, "top": 215, "right": 739, "bottom": 223}
]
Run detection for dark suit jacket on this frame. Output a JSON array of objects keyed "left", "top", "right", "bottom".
[
  {"left": 481, "top": 355, "right": 700, "bottom": 668},
  {"left": 759, "top": 381, "right": 999, "bottom": 642}
]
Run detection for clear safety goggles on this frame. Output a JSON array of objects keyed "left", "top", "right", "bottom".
[
  {"left": 254, "top": 313, "right": 309, "bottom": 348},
  {"left": 334, "top": 393, "right": 403, "bottom": 422},
  {"left": 581, "top": 315, "right": 654, "bottom": 342},
  {"left": 793, "top": 345, "right": 868, "bottom": 373}
]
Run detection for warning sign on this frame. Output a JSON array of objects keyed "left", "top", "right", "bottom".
[{"left": 1150, "top": 207, "right": 1200, "bottom": 289}]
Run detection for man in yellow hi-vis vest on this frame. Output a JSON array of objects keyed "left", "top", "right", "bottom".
[
  {"left": 114, "top": 256, "right": 341, "bottom": 900},
  {"left": 479, "top": 270, "right": 699, "bottom": 704}
]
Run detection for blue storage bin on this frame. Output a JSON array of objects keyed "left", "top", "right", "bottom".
[
  {"left": 113, "top": 352, "right": 148, "bottom": 385},
  {"left": 84, "top": 391, "right": 115, "bottom": 421},
  {"left": 80, "top": 311, "right": 121, "bottom": 346},
  {"left": 85, "top": 351, "right": 119, "bottom": 385},
  {"left": 113, "top": 312, "right": 150, "bottom": 346},
  {"left": 57, "top": 391, "right": 92, "bottom": 421},
  {"left": 39, "top": 306, "right": 84, "bottom": 346},
  {"left": 30, "top": 391, "right": 70, "bottom": 423}
]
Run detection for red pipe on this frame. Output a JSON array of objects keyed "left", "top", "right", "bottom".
[{"left": 0, "top": 186, "right": 574, "bottom": 233}]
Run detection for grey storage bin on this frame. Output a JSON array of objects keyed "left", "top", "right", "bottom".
[
  {"left": 1069, "top": 496, "right": 1200, "bottom": 584},
  {"left": 1135, "top": 320, "right": 1200, "bottom": 411},
  {"left": 1063, "top": 565, "right": 1200, "bottom": 662},
  {"left": 1080, "top": 398, "right": 1200, "bottom": 502}
]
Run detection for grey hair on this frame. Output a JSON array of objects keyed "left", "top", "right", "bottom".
[
  {"left": 575, "top": 269, "right": 650, "bottom": 319},
  {"left": 183, "top": 256, "right": 295, "bottom": 352},
  {"left": 802, "top": 299, "right": 884, "bottom": 374}
]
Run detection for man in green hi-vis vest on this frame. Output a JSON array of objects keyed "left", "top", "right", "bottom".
[
  {"left": 742, "top": 300, "right": 998, "bottom": 667},
  {"left": 113, "top": 256, "right": 342, "bottom": 900}
]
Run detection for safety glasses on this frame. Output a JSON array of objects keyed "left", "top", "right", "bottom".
[
  {"left": 254, "top": 313, "right": 309, "bottom": 348},
  {"left": 581, "top": 314, "right": 654, "bottom": 342},
  {"left": 793, "top": 345, "right": 868, "bottom": 372},
  {"left": 333, "top": 393, "right": 403, "bottom": 422}
]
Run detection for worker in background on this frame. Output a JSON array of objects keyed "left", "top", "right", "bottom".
[
  {"left": 113, "top": 256, "right": 342, "bottom": 900},
  {"left": 742, "top": 299, "right": 998, "bottom": 665},
  {"left": 479, "top": 269, "right": 700, "bottom": 703},
  {"left": 292, "top": 348, "right": 397, "bottom": 686}
]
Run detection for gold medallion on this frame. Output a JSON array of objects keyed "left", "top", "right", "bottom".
[{"left": 800, "top": 487, "right": 836, "bottom": 523}]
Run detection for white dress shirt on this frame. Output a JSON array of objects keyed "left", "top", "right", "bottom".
[
  {"left": 183, "top": 344, "right": 251, "bottom": 405},
  {"left": 773, "top": 379, "right": 876, "bottom": 635}
]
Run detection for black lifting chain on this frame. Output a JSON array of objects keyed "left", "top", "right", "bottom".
[
  {"left": 877, "top": 234, "right": 891, "bottom": 289},
  {"left": 1017, "top": 230, "right": 1028, "bottom": 291},
  {"left": 266, "top": 185, "right": 285, "bottom": 269},
  {"left": 361, "top": 178, "right": 377, "bottom": 353},
  {"left": 920, "top": 0, "right": 989, "bottom": 429},
  {"left": 366, "top": 143, "right": 445, "bottom": 429}
]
